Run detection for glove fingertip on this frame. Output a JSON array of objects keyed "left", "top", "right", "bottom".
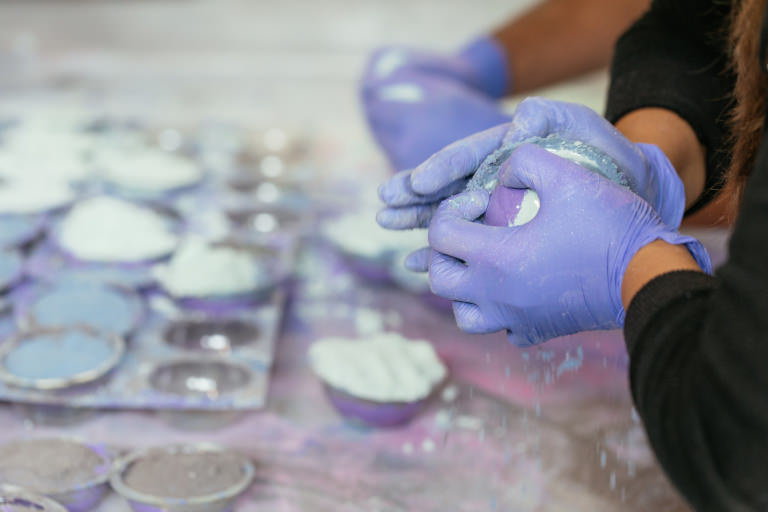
[{"left": 404, "top": 247, "right": 430, "bottom": 272}]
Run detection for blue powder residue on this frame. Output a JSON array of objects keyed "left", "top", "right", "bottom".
[
  {"left": 0, "top": 249, "right": 22, "bottom": 290},
  {"left": 0, "top": 214, "right": 40, "bottom": 248},
  {"left": 4, "top": 331, "right": 115, "bottom": 380},
  {"left": 466, "top": 135, "right": 629, "bottom": 193},
  {"left": 556, "top": 346, "right": 584, "bottom": 377},
  {"left": 31, "top": 282, "right": 142, "bottom": 336}
]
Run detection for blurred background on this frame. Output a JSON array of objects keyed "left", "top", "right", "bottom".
[{"left": 0, "top": 2, "right": 695, "bottom": 511}]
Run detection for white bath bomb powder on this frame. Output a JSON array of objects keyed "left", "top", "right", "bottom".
[
  {"left": 0, "top": 178, "right": 75, "bottom": 214},
  {"left": 59, "top": 196, "right": 178, "bottom": 262},
  {"left": 154, "top": 237, "right": 263, "bottom": 297},
  {"left": 96, "top": 149, "right": 202, "bottom": 193},
  {"left": 309, "top": 332, "right": 446, "bottom": 402},
  {"left": 322, "top": 211, "right": 427, "bottom": 260}
]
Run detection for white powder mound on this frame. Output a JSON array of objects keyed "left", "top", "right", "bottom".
[
  {"left": 95, "top": 148, "right": 203, "bottom": 193},
  {"left": 309, "top": 332, "right": 447, "bottom": 403},
  {"left": 0, "top": 178, "right": 75, "bottom": 214},
  {"left": 154, "top": 237, "right": 263, "bottom": 298},
  {"left": 323, "top": 212, "right": 427, "bottom": 260},
  {"left": 59, "top": 197, "right": 178, "bottom": 262},
  {"left": 0, "top": 126, "right": 96, "bottom": 183}
]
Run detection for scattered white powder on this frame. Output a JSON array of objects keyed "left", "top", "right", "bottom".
[
  {"left": 441, "top": 385, "right": 459, "bottom": 403},
  {"left": 434, "top": 409, "right": 452, "bottom": 430},
  {"left": 375, "top": 83, "right": 425, "bottom": 103},
  {"left": 323, "top": 212, "right": 427, "bottom": 260},
  {"left": 59, "top": 197, "right": 178, "bottom": 262},
  {"left": 154, "top": 237, "right": 264, "bottom": 298},
  {"left": 421, "top": 438, "right": 436, "bottom": 453},
  {"left": 455, "top": 415, "right": 484, "bottom": 431},
  {"left": 96, "top": 149, "right": 202, "bottom": 193},
  {"left": 0, "top": 178, "right": 75, "bottom": 214},
  {"left": 309, "top": 332, "right": 446, "bottom": 403}
]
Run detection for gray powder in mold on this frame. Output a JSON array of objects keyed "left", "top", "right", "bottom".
[
  {"left": 123, "top": 451, "right": 247, "bottom": 499},
  {"left": 0, "top": 439, "right": 105, "bottom": 493},
  {"left": 466, "top": 134, "right": 629, "bottom": 193}
]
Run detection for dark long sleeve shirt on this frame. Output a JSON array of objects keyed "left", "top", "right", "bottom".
[
  {"left": 606, "top": 0, "right": 735, "bottom": 214},
  {"left": 610, "top": 1, "right": 768, "bottom": 511}
]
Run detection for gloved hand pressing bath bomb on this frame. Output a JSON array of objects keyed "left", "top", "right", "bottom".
[
  {"left": 377, "top": 98, "right": 686, "bottom": 240},
  {"left": 427, "top": 144, "right": 711, "bottom": 347}
]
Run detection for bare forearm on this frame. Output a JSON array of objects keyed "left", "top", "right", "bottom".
[
  {"left": 621, "top": 240, "right": 703, "bottom": 309},
  {"left": 615, "top": 108, "right": 707, "bottom": 209},
  {"left": 492, "top": 0, "right": 649, "bottom": 93}
]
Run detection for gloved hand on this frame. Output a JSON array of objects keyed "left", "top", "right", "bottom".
[
  {"left": 427, "top": 144, "right": 711, "bottom": 347},
  {"left": 377, "top": 98, "right": 687, "bottom": 239},
  {"left": 362, "top": 37, "right": 510, "bottom": 99},
  {"left": 362, "top": 37, "right": 511, "bottom": 172},
  {"left": 362, "top": 74, "right": 512, "bottom": 172}
]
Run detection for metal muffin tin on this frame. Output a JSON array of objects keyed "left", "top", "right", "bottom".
[{"left": 110, "top": 443, "right": 254, "bottom": 512}]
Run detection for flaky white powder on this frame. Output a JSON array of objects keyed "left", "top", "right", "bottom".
[
  {"left": 0, "top": 178, "right": 75, "bottom": 214},
  {"left": 59, "top": 196, "right": 178, "bottom": 262},
  {"left": 309, "top": 332, "right": 446, "bottom": 402},
  {"left": 96, "top": 148, "right": 203, "bottom": 193},
  {"left": 154, "top": 237, "right": 263, "bottom": 298},
  {"left": 323, "top": 211, "right": 427, "bottom": 260}
]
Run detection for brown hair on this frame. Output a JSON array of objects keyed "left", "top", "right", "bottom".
[{"left": 728, "top": 0, "right": 768, "bottom": 203}]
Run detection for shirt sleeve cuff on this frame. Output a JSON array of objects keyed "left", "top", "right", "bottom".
[{"left": 624, "top": 270, "right": 718, "bottom": 353}]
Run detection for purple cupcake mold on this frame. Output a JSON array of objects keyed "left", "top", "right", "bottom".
[
  {"left": 24, "top": 243, "right": 158, "bottom": 290},
  {"left": 0, "top": 439, "right": 113, "bottom": 512},
  {"left": 0, "top": 485, "right": 68, "bottom": 512},
  {"left": 324, "top": 385, "right": 427, "bottom": 428}
]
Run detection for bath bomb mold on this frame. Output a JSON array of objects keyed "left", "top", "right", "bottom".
[
  {"left": 0, "top": 327, "right": 125, "bottom": 390},
  {"left": 56, "top": 197, "right": 178, "bottom": 263},
  {"left": 0, "top": 484, "right": 68, "bottom": 512},
  {"left": 466, "top": 135, "right": 628, "bottom": 227},
  {"left": 16, "top": 281, "right": 144, "bottom": 337},
  {"left": 0, "top": 438, "right": 113, "bottom": 512},
  {"left": 110, "top": 444, "right": 254, "bottom": 512},
  {"left": 309, "top": 332, "right": 447, "bottom": 427}
]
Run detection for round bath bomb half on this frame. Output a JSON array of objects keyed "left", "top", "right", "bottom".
[{"left": 484, "top": 187, "right": 540, "bottom": 227}]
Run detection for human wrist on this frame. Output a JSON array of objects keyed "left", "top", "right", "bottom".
[
  {"left": 615, "top": 108, "right": 707, "bottom": 208},
  {"left": 458, "top": 36, "right": 511, "bottom": 98},
  {"left": 621, "top": 238, "right": 710, "bottom": 313}
]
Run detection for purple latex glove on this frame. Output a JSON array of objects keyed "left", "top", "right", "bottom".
[
  {"left": 427, "top": 144, "right": 711, "bottom": 347},
  {"left": 362, "top": 37, "right": 510, "bottom": 99},
  {"left": 377, "top": 97, "right": 686, "bottom": 237},
  {"left": 363, "top": 74, "right": 512, "bottom": 172},
  {"left": 362, "top": 37, "right": 511, "bottom": 172}
]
